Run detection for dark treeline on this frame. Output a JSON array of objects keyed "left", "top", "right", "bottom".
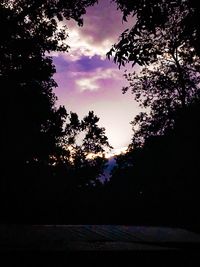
[
  {"left": 1, "top": 0, "right": 200, "bottom": 232},
  {"left": 0, "top": 0, "right": 111, "bottom": 223}
]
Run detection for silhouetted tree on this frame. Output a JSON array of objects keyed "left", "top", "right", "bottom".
[
  {"left": 0, "top": 0, "right": 100, "bottom": 220},
  {"left": 1, "top": 0, "right": 97, "bottom": 165},
  {"left": 107, "top": 97, "right": 200, "bottom": 229},
  {"left": 123, "top": 36, "right": 200, "bottom": 146},
  {"left": 60, "top": 111, "right": 112, "bottom": 187},
  {"left": 109, "top": 0, "right": 200, "bottom": 66},
  {"left": 110, "top": 5, "right": 200, "bottom": 147},
  {"left": 106, "top": 1, "right": 200, "bottom": 229}
]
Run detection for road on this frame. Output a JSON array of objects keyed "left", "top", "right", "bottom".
[{"left": 1, "top": 225, "right": 200, "bottom": 251}]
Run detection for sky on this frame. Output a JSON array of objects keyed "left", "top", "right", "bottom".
[{"left": 53, "top": 0, "right": 141, "bottom": 155}]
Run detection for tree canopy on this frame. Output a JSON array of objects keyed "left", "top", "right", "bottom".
[
  {"left": 107, "top": 1, "right": 200, "bottom": 147},
  {"left": 123, "top": 27, "right": 200, "bottom": 146},
  {"left": 0, "top": 0, "right": 98, "bottom": 165},
  {"left": 0, "top": 0, "right": 113, "bottom": 220},
  {"left": 109, "top": 0, "right": 200, "bottom": 67},
  {"left": 106, "top": 0, "right": 200, "bottom": 230},
  {"left": 58, "top": 111, "right": 112, "bottom": 186}
]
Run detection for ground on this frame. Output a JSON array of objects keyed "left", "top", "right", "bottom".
[{"left": 1, "top": 225, "right": 200, "bottom": 251}]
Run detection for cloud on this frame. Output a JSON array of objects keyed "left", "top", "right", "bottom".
[
  {"left": 75, "top": 67, "right": 121, "bottom": 92},
  {"left": 52, "top": 1, "right": 140, "bottom": 151},
  {"left": 54, "top": 0, "right": 134, "bottom": 61},
  {"left": 53, "top": 54, "right": 115, "bottom": 74},
  {"left": 76, "top": 77, "right": 99, "bottom": 92},
  {"left": 75, "top": 55, "right": 114, "bottom": 72},
  {"left": 57, "top": 24, "right": 114, "bottom": 61}
]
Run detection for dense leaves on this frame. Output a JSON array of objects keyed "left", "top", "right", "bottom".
[
  {"left": 124, "top": 42, "right": 200, "bottom": 146},
  {"left": 59, "top": 111, "right": 112, "bottom": 186},
  {"left": 109, "top": 0, "right": 200, "bottom": 66},
  {"left": 0, "top": 0, "right": 97, "bottom": 165},
  {"left": 0, "top": 0, "right": 112, "bottom": 222},
  {"left": 113, "top": 4, "right": 200, "bottom": 147},
  {"left": 104, "top": 1, "right": 200, "bottom": 230}
]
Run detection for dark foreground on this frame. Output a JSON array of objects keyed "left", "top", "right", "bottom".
[
  {"left": 1, "top": 224, "right": 200, "bottom": 251},
  {"left": 1, "top": 225, "right": 200, "bottom": 266}
]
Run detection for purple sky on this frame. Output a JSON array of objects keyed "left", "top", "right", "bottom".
[{"left": 53, "top": 0, "right": 141, "bottom": 153}]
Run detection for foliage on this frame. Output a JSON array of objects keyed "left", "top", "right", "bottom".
[
  {"left": 106, "top": 1, "right": 200, "bottom": 229},
  {"left": 124, "top": 46, "right": 200, "bottom": 146},
  {"left": 0, "top": 0, "right": 112, "bottom": 220},
  {"left": 60, "top": 111, "right": 112, "bottom": 187},
  {"left": 110, "top": 5, "right": 200, "bottom": 147},
  {"left": 109, "top": 0, "right": 200, "bottom": 66},
  {"left": 0, "top": 0, "right": 97, "bottom": 162}
]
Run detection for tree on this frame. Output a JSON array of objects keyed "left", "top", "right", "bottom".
[
  {"left": 106, "top": 1, "right": 200, "bottom": 229},
  {"left": 0, "top": 0, "right": 98, "bottom": 163},
  {"left": 109, "top": 0, "right": 200, "bottom": 66},
  {"left": 110, "top": 5, "right": 200, "bottom": 147},
  {"left": 0, "top": 0, "right": 99, "bottom": 219},
  {"left": 124, "top": 42, "right": 200, "bottom": 147},
  {"left": 60, "top": 111, "right": 112, "bottom": 187}
]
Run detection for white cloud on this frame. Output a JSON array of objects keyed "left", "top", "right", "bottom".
[
  {"left": 53, "top": 0, "right": 134, "bottom": 61},
  {"left": 57, "top": 23, "right": 115, "bottom": 61},
  {"left": 76, "top": 77, "right": 99, "bottom": 92},
  {"left": 105, "top": 146, "right": 128, "bottom": 158},
  {"left": 75, "top": 68, "right": 121, "bottom": 92}
]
